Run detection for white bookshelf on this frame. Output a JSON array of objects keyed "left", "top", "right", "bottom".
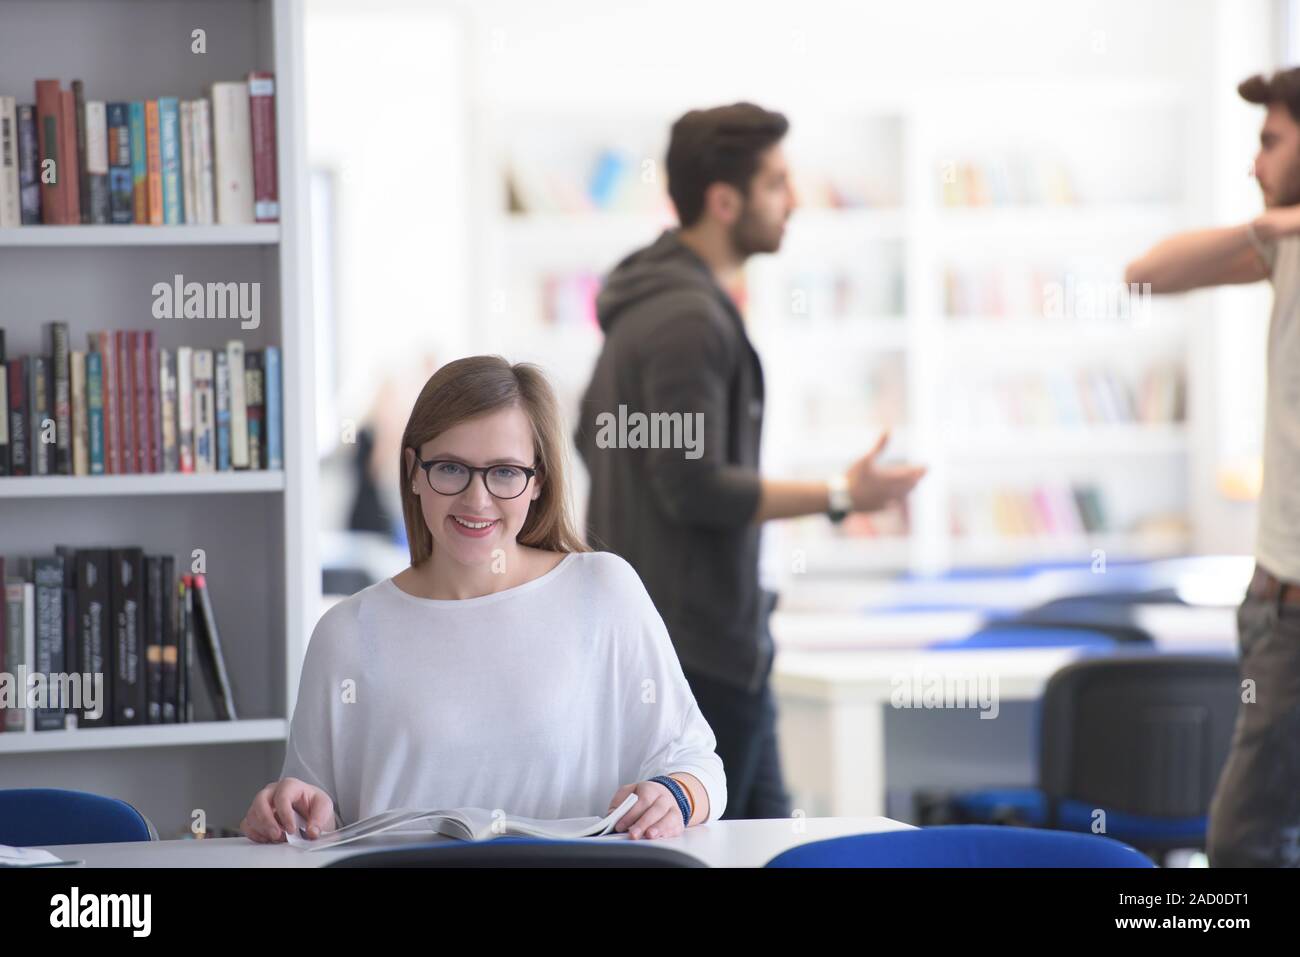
[
  {"left": 0, "top": 224, "right": 281, "bottom": 246},
  {"left": 472, "top": 80, "right": 1204, "bottom": 582},
  {"left": 0, "top": 0, "right": 317, "bottom": 838},
  {"left": 0, "top": 471, "right": 287, "bottom": 498},
  {"left": 0, "top": 719, "right": 289, "bottom": 754}
]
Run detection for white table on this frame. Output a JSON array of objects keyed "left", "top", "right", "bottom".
[
  {"left": 771, "top": 605, "right": 1239, "bottom": 819},
  {"left": 28, "top": 815, "right": 915, "bottom": 868}
]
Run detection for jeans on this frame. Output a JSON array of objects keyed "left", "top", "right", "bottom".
[
  {"left": 682, "top": 659, "right": 792, "bottom": 821},
  {"left": 1207, "top": 583, "right": 1300, "bottom": 866}
]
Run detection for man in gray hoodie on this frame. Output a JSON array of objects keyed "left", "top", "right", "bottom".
[{"left": 575, "top": 103, "right": 926, "bottom": 819}]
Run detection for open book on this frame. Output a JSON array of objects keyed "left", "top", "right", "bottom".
[{"left": 283, "top": 793, "right": 641, "bottom": 851}]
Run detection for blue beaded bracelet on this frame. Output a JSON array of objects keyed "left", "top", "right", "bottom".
[{"left": 649, "top": 774, "right": 691, "bottom": 828}]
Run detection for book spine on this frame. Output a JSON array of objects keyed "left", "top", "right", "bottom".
[
  {"left": 214, "top": 348, "right": 231, "bottom": 470},
  {"left": 177, "top": 345, "right": 194, "bottom": 472},
  {"left": 30, "top": 354, "right": 49, "bottom": 475},
  {"left": 144, "top": 100, "right": 162, "bottom": 225},
  {"left": 60, "top": 89, "right": 80, "bottom": 224},
  {"left": 110, "top": 547, "right": 144, "bottom": 725},
  {"left": 17, "top": 104, "right": 41, "bottom": 224},
  {"left": 248, "top": 73, "right": 279, "bottom": 222},
  {"left": 4, "top": 576, "right": 29, "bottom": 730},
  {"left": 193, "top": 574, "right": 237, "bottom": 720},
  {"left": 133, "top": 330, "right": 150, "bottom": 472},
  {"left": 106, "top": 102, "right": 133, "bottom": 224},
  {"left": 158, "top": 97, "right": 183, "bottom": 224},
  {"left": 84, "top": 100, "right": 109, "bottom": 224},
  {"left": 0, "top": 329, "right": 7, "bottom": 477},
  {"left": 146, "top": 556, "right": 163, "bottom": 724},
  {"left": 34, "top": 80, "right": 65, "bottom": 224},
  {"left": 8, "top": 358, "right": 28, "bottom": 475},
  {"left": 0, "top": 97, "right": 20, "bottom": 227},
  {"left": 94, "top": 331, "right": 118, "bottom": 474},
  {"left": 196, "top": 99, "right": 214, "bottom": 224},
  {"left": 115, "top": 330, "right": 134, "bottom": 472},
  {"left": 180, "top": 100, "right": 195, "bottom": 225},
  {"left": 77, "top": 549, "right": 111, "bottom": 727},
  {"left": 160, "top": 556, "right": 176, "bottom": 723},
  {"left": 55, "top": 546, "right": 78, "bottom": 729},
  {"left": 245, "top": 350, "right": 264, "bottom": 470},
  {"left": 33, "top": 556, "right": 66, "bottom": 731},
  {"left": 178, "top": 576, "right": 191, "bottom": 723},
  {"left": 264, "top": 345, "right": 282, "bottom": 470},
  {"left": 22, "top": 582, "right": 34, "bottom": 731},
  {"left": 87, "top": 349, "right": 104, "bottom": 474},
  {"left": 72, "top": 79, "right": 89, "bottom": 224},
  {"left": 50, "top": 321, "right": 71, "bottom": 474},
  {"left": 210, "top": 82, "right": 253, "bottom": 224},
  {"left": 70, "top": 349, "right": 88, "bottom": 475},
  {"left": 160, "top": 347, "right": 177, "bottom": 472},
  {"left": 227, "top": 340, "right": 248, "bottom": 467},
  {"left": 193, "top": 349, "right": 215, "bottom": 471},
  {"left": 129, "top": 101, "right": 147, "bottom": 224},
  {"left": 146, "top": 331, "right": 160, "bottom": 472}
]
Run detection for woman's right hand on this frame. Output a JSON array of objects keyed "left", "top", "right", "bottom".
[{"left": 240, "top": 777, "right": 336, "bottom": 843}]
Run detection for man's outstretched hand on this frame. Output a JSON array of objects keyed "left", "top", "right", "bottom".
[{"left": 846, "top": 430, "right": 928, "bottom": 513}]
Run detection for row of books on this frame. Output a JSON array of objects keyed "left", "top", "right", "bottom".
[
  {"left": 952, "top": 484, "right": 1114, "bottom": 538},
  {"left": 943, "top": 265, "right": 1151, "bottom": 320},
  {"left": 939, "top": 155, "right": 1077, "bottom": 207},
  {"left": 0, "top": 74, "right": 277, "bottom": 227},
  {"left": 0, "top": 325, "right": 282, "bottom": 477},
  {"left": 505, "top": 150, "right": 672, "bottom": 216},
  {"left": 0, "top": 551, "right": 237, "bottom": 732},
  {"left": 946, "top": 367, "right": 1186, "bottom": 429}
]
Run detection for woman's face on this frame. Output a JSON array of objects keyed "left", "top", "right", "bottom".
[{"left": 405, "top": 405, "right": 542, "bottom": 568}]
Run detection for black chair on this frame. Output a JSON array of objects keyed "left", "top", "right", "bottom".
[
  {"left": 923, "top": 655, "right": 1239, "bottom": 860},
  {"left": 324, "top": 836, "right": 707, "bottom": 868}
]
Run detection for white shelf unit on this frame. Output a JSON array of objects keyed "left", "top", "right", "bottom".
[
  {"left": 0, "top": 0, "right": 317, "bottom": 839},
  {"left": 472, "top": 81, "right": 1205, "bottom": 584}
]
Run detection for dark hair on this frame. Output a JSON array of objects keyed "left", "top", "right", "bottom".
[
  {"left": 1239, "top": 67, "right": 1300, "bottom": 123},
  {"left": 666, "top": 102, "right": 789, "bottom": 227},
  {"left": 398, "top": 355, "right": 589, "bottom": 566}
]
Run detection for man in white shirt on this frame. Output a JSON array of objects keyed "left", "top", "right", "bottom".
[{"left": 1126, "top": 67, "right": 1300, "bottom": 867}]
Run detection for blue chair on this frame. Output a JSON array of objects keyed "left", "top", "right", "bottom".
[
  {"left": 931, "top": 656, "right": 1238, "bottom": 855},
  {"left": 325, "top": 836, "right": 705, "bottom": 867},
  {"left": 765, "top": 826, "right": 1155, "bottom": 867},
  {"left": 0, "top": 788, "right": 157, "bottom": 846},
  {"left": 928, "top": 624, "right": 1147, "bottom": 651}
]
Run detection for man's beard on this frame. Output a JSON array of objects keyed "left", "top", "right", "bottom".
[
  {"left": 1266, "top": 158, "right": 1300, "bottom": 207},
  {"left": 730, "top": 205, "right": 783, "bottom": 257}
]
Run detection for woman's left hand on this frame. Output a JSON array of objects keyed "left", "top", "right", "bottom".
[{"left": 606, "top": 780, "right": 685, "bottom": 840}]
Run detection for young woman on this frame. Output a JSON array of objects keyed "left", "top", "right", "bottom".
[{"left": 241, "top": 355, "right": 726, "bottom": 843}]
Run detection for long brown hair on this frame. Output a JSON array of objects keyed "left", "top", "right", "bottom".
[{"left": 398, "top": 355, "right": 589, "bottom": 566}]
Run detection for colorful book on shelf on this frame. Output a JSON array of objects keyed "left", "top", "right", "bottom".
[
  {"left": 106, "top": 102, "right": 133, "bottom": 224},
  {"left": 129, "top": 101, "right": 146, "bottom": 224},
  {"left": 1, "top": 325, "right": 281, "bottom": 478},
  {"left": 0, "top": 330, "right": 8, "bottom": 476},
  {"left": 17, "top": 103, "right": 41, "bottom": 223},
  {"left": 248, "top": 72, "right": 278, "bottom": 222},
  {"left": 0, "top": 97, "right": 20, "bottom": 227},
  {"left": 158, "top": 97, "right": 183, "bottom": 225}
]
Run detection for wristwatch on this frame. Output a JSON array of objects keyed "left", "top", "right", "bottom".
[{"left": 827, "top": 473, "right": 851, "bottom": 524}]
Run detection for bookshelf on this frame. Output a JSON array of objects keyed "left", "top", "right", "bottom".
[
  {"left": 0, "top": 0, "right": 316, "bottom": 838},
  {"left": 472, "top": 80, "right": 1206, "bottom": 584}
]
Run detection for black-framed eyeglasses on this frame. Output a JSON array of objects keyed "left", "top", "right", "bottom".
[{"left": 412, "top": 455, "right": 538, "bottom": 500}]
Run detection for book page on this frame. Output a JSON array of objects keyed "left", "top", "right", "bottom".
[{"left": 283, "top": 793, "right": 641, "bottom": 851}]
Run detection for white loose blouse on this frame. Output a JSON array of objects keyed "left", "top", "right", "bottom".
[{"left": 280, "top": 550, "right": 727, "bottom": 827}]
